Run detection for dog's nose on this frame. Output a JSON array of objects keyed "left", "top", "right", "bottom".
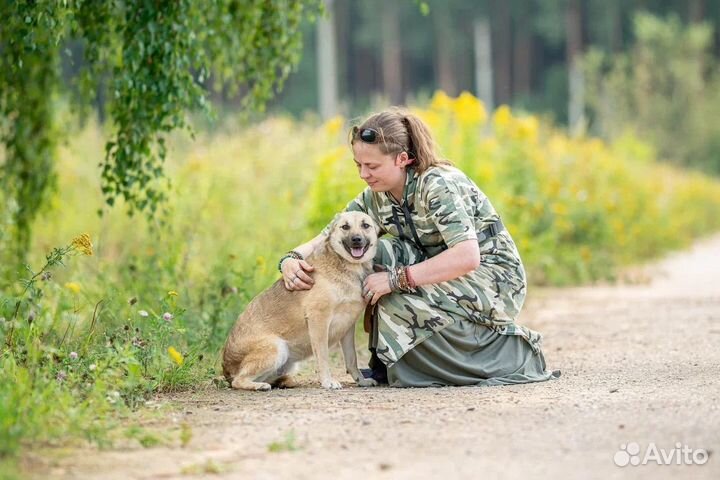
[{"left": 351, "top": 235, "right": 363, "bottom": 245}]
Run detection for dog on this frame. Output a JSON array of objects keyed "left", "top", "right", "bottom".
[{"left": 222, "top": 211, "right": 380, "bottom": 391}]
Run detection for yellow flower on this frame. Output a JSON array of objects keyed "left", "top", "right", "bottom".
[
  {"left": 453, "top": 91, "right": 487, "bottom": 125},
  {"left": 430, "top": 90, "right": 453, "bottom": 111},
  {"left": 493, "top": 105, "right": 512, "bottom": 130},
  {"left": 168, "top": 347, "right": 184, "bottom": 366},
  {"left": 323, "top": 115, "right": 345, "bottom": 137},
  {"left": 167, "top": 291, "right": 178, "bottom": 297},
  {"left": 65, "top": 282, "right": 81, "bottom": 294},
  {"left": 516, "top": 116, "right": 539, "bottom": 143},
  {"left": 71, "top": 233, "right": 93, "bottom": 256},
  {"left": 551, "top": 202, "right": 569, "bottom": 216}
]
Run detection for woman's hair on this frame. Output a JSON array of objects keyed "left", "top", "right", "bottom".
[{"left": 349, "top": 107, "right": 452, "bottom": 174}]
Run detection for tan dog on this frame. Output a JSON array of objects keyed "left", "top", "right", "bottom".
[{"left": 222, "top": 212, "right": 379, "bottom": 391}]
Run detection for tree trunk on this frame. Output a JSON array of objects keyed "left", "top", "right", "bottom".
[
  {"left": 512, "top": 12, "right": 531, "bottom": 98},
  {"left": 610, "top": 0, "right": 624, "bottom": 52},
  {"left": 433, "top": 5, "right": 456, "bottom": 96},
  {"left": 317, "top": 0, "right": 338, "bottom": 119},
  {"left": 689, "top": 0, "right": 706, "bottom": 23},
  {"left": 334, "top": 0, "right": 350, "bottom": 105},
  {"left": 474, "top": 18, "right": 494, "bottom": 112},
  {"left": 566, "top": 0, "right": 585, "bottom": 133},
  {"left": 382, "top": 1, "right": 403, "bottom": 104},
  {"left": 491, "top": 0, "right": 512, "bottom": 106}
]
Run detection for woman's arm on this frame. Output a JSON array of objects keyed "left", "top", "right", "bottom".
[
  {"left": 407, "top": 239, "right": 480, "bottom": 286},
  {"left": 362, "top": 239, "right": 480, "bottom": 305},
  {"left": 280, "top": 232, "right": 325, "bottom": 290},
  {"left": 290, "top": 232, "right": 325, "bottom": 259}
]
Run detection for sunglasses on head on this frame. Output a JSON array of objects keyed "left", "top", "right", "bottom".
[
  {"left": 351, "top": 126, "right": 416, "bottom": 159},
  {"left": 353, "top": 126, "right": 379, "bottom": 143}
]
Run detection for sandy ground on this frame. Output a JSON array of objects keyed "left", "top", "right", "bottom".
[{"left": 29, "top": 235, "right": 720, "bottom": 479}]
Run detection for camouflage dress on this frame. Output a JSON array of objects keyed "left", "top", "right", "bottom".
[{"left": 329, "top": 165, "right": 557, "bottom": 387}]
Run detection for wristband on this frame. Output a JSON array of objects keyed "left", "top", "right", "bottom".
[{"left": 277, "top": 250, "right": 304, "bottom": 272}]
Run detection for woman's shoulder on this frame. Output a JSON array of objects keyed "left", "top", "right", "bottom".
[{"left": 418, "top": 164, "right": 476, "bottom": 193}]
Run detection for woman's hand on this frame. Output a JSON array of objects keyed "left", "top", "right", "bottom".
[
  {"left": 362, "top": 272, "right": 391, "bottom": 305},
  {"left": 281, "top": 258, "right": 315, "bottom": 291}
]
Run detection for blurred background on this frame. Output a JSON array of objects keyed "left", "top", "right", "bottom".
[
  {"left": 272, "top": 0, "right": 716, "bottom": 159},
  {"left": 53, "top": 0, "right": 720, "bottom": 174}
]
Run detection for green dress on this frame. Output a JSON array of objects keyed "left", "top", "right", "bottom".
[{"left": 328, "top": 165, "right": 558, "bottom": 387}]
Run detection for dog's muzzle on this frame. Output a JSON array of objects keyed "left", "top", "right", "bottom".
[{"left": 344, "top": 235, "right": 371, "bottom": 259}]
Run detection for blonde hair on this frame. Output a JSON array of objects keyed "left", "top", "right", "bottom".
[{"left": 349, "top": 107, "right": 452, "bottom": 174}]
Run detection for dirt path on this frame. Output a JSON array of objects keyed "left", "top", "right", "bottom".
[{"left": 35, "top": 235, "right": 720, "bottom": 479}]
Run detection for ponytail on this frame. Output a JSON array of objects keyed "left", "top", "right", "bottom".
[{"left": 401, "top": 113, "right": 452, "bottom": 174}]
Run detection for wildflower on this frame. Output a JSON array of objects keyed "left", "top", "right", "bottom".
[
  {"left": 323, "top": 115, "right": 344, "bottom": 137},
  {"left": 138, "top": 310, "right": 149, "bottom": 317},
  {"left": 168, "top": 346, "right": 184, "bottom": 366},
  {"left": 430, "top": 90, "right": 453, "bottom": 111},
  {"left": 71, "top": 233, "right": 93, "bottom": 256},
  {"left": 167, "top": 291, "right": 178, "bottom": 297},
  {"left": 56, "top": 371, "right": 67, "bottom": 382},
  {"left": 163, "top": 312, "right": 173, "bottom": 322},
  {"left": 89, "top": 364, "right": 97, "bottom": 371},
  {"left": 492, "top": 105, "right": 513, "bottom": 130},
  {"left": 453, "top": 91, "right": 487, "bottom": 125},
  {"left": 65, "top": 282, "right": 81, "bottom": 294},
  {"left": 69, "top": 351, "right": 78, "bottom": 360}
]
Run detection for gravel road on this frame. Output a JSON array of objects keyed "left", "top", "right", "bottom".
[{"left": 36, "top": 234, "right": 720, "bottom": 479}]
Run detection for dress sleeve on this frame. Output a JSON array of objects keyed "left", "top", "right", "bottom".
[{"left": 423, "top": 174, "right": 478, "bottom": 248}]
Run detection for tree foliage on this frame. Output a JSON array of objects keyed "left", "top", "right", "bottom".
[
  {"left": 584, "top": 13, "right": 720, "bottom": 174},
  {"left": 0, "top": 0, "right": 321, "bottom": 266}
]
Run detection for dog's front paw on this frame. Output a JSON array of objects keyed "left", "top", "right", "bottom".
[
  {"left": 321, "top": 379, "right": 343, "bottom": 390},
  {"left": 357, "top": 377, "right": 378, "bottom": 387}
]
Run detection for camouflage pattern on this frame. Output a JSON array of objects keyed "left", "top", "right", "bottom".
[{"left": 325, "top": 165, "right": 543, "bottom": 367}]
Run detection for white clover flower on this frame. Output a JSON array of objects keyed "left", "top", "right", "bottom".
[
  {"left": 162, "top": 312, "right": 173, "bottom": 322},
  {"left": 69, "top": 351, "right": 78, "bottom": 360},
  {"left": 89, "top": 364, "right": 97, "bottom": 371},
  {"left": 138, "top": 310, "right": 149, "bottom": 317}
]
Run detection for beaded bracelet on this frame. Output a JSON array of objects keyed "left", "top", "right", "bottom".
[
  {"left": 277, "top": 250, "right": 304, "bottom": 272},
  {"left": 405, "top": 266, "right": 417, "bottom": 289},
  {"left": 388, "top": 266, "right": 417, "bottom": 293}
]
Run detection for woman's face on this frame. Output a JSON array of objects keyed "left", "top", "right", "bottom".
[{"left": 352, "top": 142, "right": 412, "bottom": 195}]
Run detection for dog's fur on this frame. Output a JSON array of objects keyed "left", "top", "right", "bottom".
[{"left": 222, "top": 212, "right": 380, "bottom": 391}]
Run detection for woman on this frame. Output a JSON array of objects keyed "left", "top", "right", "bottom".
[{"left": 278, "top": 108, "right": 559, "bottom": 387}]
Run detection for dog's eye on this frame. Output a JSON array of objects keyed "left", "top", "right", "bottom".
[
  {"left": 362, "top": 223, "right": 370, "bottom": 229},
  {"left": 341, "top": 224, "right": 351, "bottom": 230}
]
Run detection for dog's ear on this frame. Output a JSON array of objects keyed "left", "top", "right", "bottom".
[{"left": 324, "top": 213, "right": 341, "bottom": 242}]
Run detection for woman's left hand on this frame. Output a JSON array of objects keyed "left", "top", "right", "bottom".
[{"left": 362, "top": 272, "right": 392, "bottom": 305}]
